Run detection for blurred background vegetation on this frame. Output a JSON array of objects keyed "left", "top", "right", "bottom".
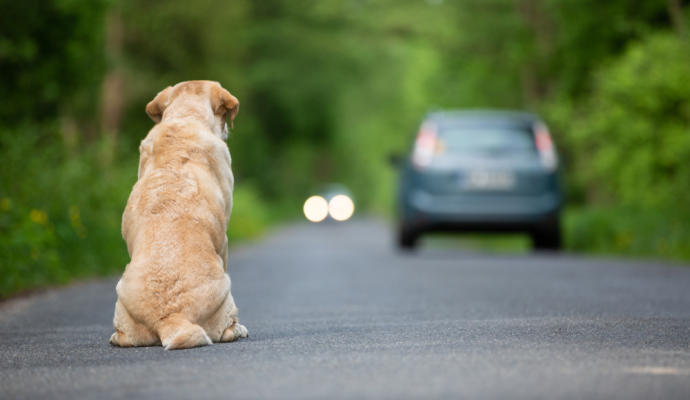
[{"left": 1, "top": 0, "right": 689, "bottom": 297}]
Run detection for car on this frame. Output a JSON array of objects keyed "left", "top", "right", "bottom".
[{"left": 393, "top": 110, "right": 563, "bottom": 251}]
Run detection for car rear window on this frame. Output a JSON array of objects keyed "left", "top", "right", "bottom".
[{"left": 438, "top": 126, "right": 536, "bottom": 155}]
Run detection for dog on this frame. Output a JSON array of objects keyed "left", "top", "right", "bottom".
[{"left": 110, "top": 80, "right": 248, "bottom": 350}]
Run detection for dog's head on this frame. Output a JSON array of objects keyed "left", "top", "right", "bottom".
[{"left": 146, "top": 81, "right": 239, "bottom": 140}]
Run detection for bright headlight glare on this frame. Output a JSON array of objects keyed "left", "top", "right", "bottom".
[
  {"left": 303, "top": 195, "right": 329, "bottom": 223},
  {"left": 328, "top": 194, "right": 355, "bottom": 221}
]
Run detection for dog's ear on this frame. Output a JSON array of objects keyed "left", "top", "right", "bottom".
[
  {"left": 211, "top": 86, "right": 239, "bottom": 128},
  {"left": 145, "top": 86, "right": 173, "bottom": 123}
]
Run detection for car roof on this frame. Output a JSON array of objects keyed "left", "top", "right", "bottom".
[{"left": 425, "top": 109, "right": 541, "bottom": 129}]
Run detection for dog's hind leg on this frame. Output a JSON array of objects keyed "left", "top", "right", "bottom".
[
  {"left": 220, "top": 319, "right": 248, "bottom": 342},
  {"left": 110, "top": 300, "right": 159, "bottom": 347},
  {"left": 201, "top": 288, "right": 248, "bottom": 343},
  {"left": 156, "top": 313, "right": 212, "bottom": 350},
  {"left": 215, "top": 294, "right": 248, "bottom": 343}
]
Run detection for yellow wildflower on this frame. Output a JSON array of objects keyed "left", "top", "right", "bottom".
[
  {"left": 69, "top": 206, "right": 87, "bottom": 238},
  {"left": 0, "top": 198, "right": 10, "bottom": 212},
  {"left": 29, "top": 209, "right": 48, "bottom": 225}
]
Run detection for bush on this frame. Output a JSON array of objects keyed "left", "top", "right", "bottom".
[
  {"left": 566, "top": 33, "right": 690, "bottom": 208},
  {"left": 0, "top": 127, "right": 279, "bottom": 298},
  {"left": 542, "top": 32, "right": 690, "bottom": 262},
  {"left": 227, "top": 184, "right": 272, "bottom": 243},
  {"left": 0, "top": 128, "right": 136, "bottom": 297}
]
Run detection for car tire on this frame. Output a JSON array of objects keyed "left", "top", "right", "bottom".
[
  {"left": 530, "top": 219, "right": 562, "bottom": 251},
  {"left": 397, "top": 225, "right": 419, "bottom": 251}
]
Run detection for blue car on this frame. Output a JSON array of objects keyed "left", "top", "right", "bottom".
[{"left": 394, "top": 110, "right": 563, "bottom": 250}]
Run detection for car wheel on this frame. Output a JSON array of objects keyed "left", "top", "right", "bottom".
[
  {"left": 397, "top": 225, "right": 419, "bottom": 251},
  {"left": 530, "top": 219, "right": 562, "bottom": 251}
]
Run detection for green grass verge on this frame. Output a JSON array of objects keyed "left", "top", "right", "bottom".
[
  {"left": 424, "top": 207, "right": 690, "bottom": 262},
  {"left": 564, "top": 207, "right": 690, "bottom": 262},
  {"left": 424, "top": 233, "right": 531, "bottom": 254}
]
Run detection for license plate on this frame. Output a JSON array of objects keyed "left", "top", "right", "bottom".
[{"left": 462, "top": 170, "right": 515, "bottom": 190}]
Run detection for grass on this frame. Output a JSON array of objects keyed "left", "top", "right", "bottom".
[
  {"left": 564, "top": 206, "right": 690, "bottom": 262},
  {"left": 422, "top": 207, "right": 690, "bottom": 262},
  {"left": 424, "top": 233, "right": 531, "bottom": 254}
]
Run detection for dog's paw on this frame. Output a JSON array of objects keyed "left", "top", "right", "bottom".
[
  {"left": 109, "top": 331, "right": 129, "bottom": 347},
  {"left": 236, "top": 323, "right": 248, "bottom": 338},
  {"left": 221, "top": 323, "right": 248, "bottom": 342}
]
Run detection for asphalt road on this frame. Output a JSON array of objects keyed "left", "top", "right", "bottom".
[{"left": 1, "top": 219, "right": 690, "bottom": 399}]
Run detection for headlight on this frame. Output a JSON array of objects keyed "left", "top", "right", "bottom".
[
  {"left": 303, "top": 195, "right": 329, "bottom": 223},
  {"left": 328, "top": 194, "right": 355, "bottom": 221}
]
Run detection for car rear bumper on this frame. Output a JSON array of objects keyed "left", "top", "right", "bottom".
[{"left": 401, "top": 189, "right": 561, "bottom": 232}]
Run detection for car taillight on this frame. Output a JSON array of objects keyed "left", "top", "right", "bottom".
[
  {"left": 534, "top": 122, "right": 558, "bottom": 171},
  {"left": 412, "top": 123, "right": 440, "bottom": 169}
]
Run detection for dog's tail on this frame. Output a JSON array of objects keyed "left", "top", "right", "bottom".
[{"left": 157, "top": 313, "right": 212, "bottom": 350}]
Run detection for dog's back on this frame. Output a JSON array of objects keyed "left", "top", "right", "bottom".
[
  {"left": 120, "top": 119, "right": 231, "bottom": 333},
  {"left": 111, "top": 81, "right": 247, "bottom": 350}
]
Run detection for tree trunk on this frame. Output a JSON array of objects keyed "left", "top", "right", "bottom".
[
  {"left": 517, "top": 0, "right": 554, "bottom": 106},
  {"left": 667, "top": 0, "right": 686, "bottom": 36},
  {"left": 100, "top": 6, "right": 125, "bottom": 160}
]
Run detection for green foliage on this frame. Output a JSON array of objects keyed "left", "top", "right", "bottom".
[
  {"left": 228, "top": 185, "right": 272, "bottom": 243},
  {"left": 564, "top": 33, "right": 690, "bottom": 208},
  {"left": 0, "top": 0, "right": 109, "bottom": 124},
  {"left": 0, "top": 128, "right": 275, "bottom": 298},
  {"left": 543, "top": 0, "right": 670, "bottom": 98},
  {"left": 0, "top": 128, "right": 135, "bottom": 297}
]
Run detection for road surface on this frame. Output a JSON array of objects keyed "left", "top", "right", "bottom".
[{"left": 1, "top": 219, "right": 690, "bottom": 399}]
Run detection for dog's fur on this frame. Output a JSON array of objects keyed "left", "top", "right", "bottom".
[{"left": 110, "top": 81, "right": 247, "bottom": 350}]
